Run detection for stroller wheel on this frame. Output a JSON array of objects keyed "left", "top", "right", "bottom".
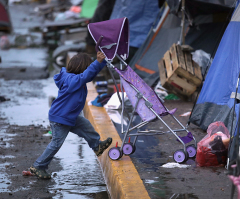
[
  {"left": 173, "top": 149, "right": 188, "bottom": 163},
  {"left": 108, "top": 147, "right": 122, "bottom": 160},
  {"left": 186, "top": 144, "right": 197, "bottom": 158},
  {"left": 123, "top": 142, "right": 135, "bottom": 155}
]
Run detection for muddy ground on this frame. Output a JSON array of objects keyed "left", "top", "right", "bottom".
[
  {"left": 112, "top": 100, "right": 235, "bottom": 199},
  {"left": 0, "top": 1, "right": 238, "bottom": 199}
]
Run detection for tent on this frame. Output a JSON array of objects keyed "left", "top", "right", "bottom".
[
  {"left": 0, "top": 0, "right": 11, "bottom": 34},
  {"left": 189, "top": 1, "right": 240, "bottom": 150},
  {"left": 109, "top": 0, "right": 161, "bottom": 49},
  {"left": 129, "top": 0, "right": 235, "bottom": 80}
]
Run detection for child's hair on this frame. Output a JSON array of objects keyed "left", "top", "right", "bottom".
[{"left": 66, "top": 52, "right": 92, "bottom": 74}]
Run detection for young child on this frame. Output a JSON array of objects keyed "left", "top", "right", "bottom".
[{"left": 30, "top": 51, "right": 112, "bottom": 179}]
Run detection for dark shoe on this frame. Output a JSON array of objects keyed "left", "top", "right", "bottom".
[
  {"left": 30, "top": 166, "right": 51, "bottom": 179},
  {"left": 94, "top": 137, "right": 112, "bottom": 157}
]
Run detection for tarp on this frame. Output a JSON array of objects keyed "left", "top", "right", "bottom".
[
  {"left": 190, "top": 3, "right": 240, "bottom": 134},
  {"left": 189, "top": 1, "right": 240, "bottom": 162},
  {"left": 110, "top": 0, "right": 160, "bottom": 48},
  {"left": 80, "top": 0, "right": 99, "bottom": 18},
  {"left": 129, "top": 3, "right": 229, "bottom": 79}
]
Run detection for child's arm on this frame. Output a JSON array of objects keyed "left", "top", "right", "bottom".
[{"left": 67, "top": 54, "right": 106, "bottom": 93}]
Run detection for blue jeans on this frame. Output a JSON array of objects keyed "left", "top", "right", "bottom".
[{"left": 33, "top": 115, "right": 100, "bottom": 169}]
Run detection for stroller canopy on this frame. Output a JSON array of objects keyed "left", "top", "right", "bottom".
[{"left": 88, "top": 17, "right": 129, "bottom": 61}]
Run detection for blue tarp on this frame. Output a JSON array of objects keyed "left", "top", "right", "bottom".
[{"left": 110, "top": 0, "right": 160, "bottom": 48}]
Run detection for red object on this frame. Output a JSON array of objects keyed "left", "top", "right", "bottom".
[
  {"left": 114, "top": 84, "right": 125, "bottom": 93},
  {"left": 196, "top": 121, "right": 230, "bottom": 167},
  {"left": 22, "top": 171, "right": 34, "bottom": 176},
  {"left": 128, "top": 137, "right": 131, "bottom": 143},
  {"left": 116, "top": 142, "right": 118, "bottom": 147},
  {"left": 70, "top": 6, "right": 81, "bottom": 13}
]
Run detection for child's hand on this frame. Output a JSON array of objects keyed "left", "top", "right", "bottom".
[{"left": 97, "top": 51, "right": 106, "bottom": 63}]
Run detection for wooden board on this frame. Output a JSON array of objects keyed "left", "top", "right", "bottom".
[
  {"left": 158, "top": 43, "right": 203, "bottom": 98},
  {"left": 158, "top": 58, "right": 167, "bottom": 86},
  {"left": 170, "top": 43, "right": 179, "bottom": 71}
]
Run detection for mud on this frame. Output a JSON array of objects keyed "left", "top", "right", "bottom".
[{"left": 113, "top": 100, "right": 235, "bottom": 199}]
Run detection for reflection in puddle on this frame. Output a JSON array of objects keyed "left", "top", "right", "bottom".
[
  {"left": 0, "top": 78, "right": 109, "bottom": 198},
  {"left": 0, "top": 78, "right": 57, "bottom": 128},
  {"left": 0, "top": 163, "right": 12, "bottom": 192},
  {"left": 145, "top": 179, "right": 157, "bottom": 184},
  {"left": 51, "top": 133, "right": 109, "bottom": 198},
  {"left": 169, "top": 193, "right": 199, "bottom": 199}
]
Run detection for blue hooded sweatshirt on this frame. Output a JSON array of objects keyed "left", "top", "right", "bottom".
[{"left": 49, "top": 59, "right": 106, "bottom": 126}]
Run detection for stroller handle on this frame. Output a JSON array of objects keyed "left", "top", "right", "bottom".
[{"left": 95, "top": 35, "right": 103, "bottom": 52}]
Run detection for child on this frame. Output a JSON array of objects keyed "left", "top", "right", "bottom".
[{"left": 30, "top": 51, "right": 112, "bottom": 179}]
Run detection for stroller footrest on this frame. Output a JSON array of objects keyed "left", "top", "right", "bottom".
[{"left": 177, "top": 132, "right": 193, "bottom": 144}]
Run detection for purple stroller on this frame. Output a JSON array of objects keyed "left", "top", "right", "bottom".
[{"left": 88, "top": 17, "right": 197, "bottom": 163}]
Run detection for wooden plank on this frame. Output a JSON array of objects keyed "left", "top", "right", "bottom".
[
  {"left": 175, "top": 67, "right": 202, "bottom": 86},
  {"left": 162, "top": 82, "right": 189, "bottom": 99},
  {"left": 168, "top": 73, "right": 196, "bottom": 94},
  {"left": 170, "top": 43, "right": 179, "bottom": 71},
  {"left": 193, "top": 61, "right": 203, "bottom": 81},
  {"left": 163, "top": 51, "right": 173, "bottom": 78},
  {"left": 176, "top": 45, "right": 186, "bottom": 70},
  {"left": 184, "top": 52, "right": 194, "bottom": 75},
  {"left": 158, "top": 59, "right": 167, "bottom": 85}
]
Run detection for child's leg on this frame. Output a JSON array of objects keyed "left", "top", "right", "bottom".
[
  {"left": 70, "top": 115, "right": 100, "bottom": 151},
  {"left": 33, "top": 122, "right": 71, "bottom": 169}
]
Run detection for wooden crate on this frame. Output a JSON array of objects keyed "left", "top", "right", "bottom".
[{"left": 158, "top": 43, "right": 202, "bottom": 97}]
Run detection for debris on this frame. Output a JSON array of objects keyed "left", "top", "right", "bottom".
[
  {"left": 180, "top": 111, "right": 191, "bottom": 116},
  {"left": 104, "top": 92, "right": 127, "bottom": 110},
  {"left": 43, "top": 131, "right": 52, "bottom": 136},
  {"left": 22, "top": 170, "right": 34, "bottom": 176},
  {"left": 154, "top": 81, "right": 167, "bottom": 101},
  {"left": 164, "top": 94, "right": 179, "bottom": 100},
  {"left": 161, "top": 162, "right": 191, "bottom": 168},
  {"left": 196, "top": 121, "right": 230, "bottom": 167}
]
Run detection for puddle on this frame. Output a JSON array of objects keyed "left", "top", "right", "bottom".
[
  {"left": 0, "top": 163, "right": 12, "bottom": 192},
  {"left": 169, "top": 193, "right": 199, "bottom": 199},
  {"left": 0, "top": 78, "right": 57, "bottom": 128},
  {"left": 0, "top": 48, "right": 48, "bottom": 68},
  {"left": 0, "top": 78, "right": 109, "bottom": 198},
  {"left": 145, "top": 179, "right": 157, "bottom": 184},
  {"left": 50, "top": 133, "right": 108, "bottom": 198}
]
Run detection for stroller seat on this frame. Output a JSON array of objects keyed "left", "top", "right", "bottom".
[{"left": 115, "top": 65, "right": 177, "bottom": 121}]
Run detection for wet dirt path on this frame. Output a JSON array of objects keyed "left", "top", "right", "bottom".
[
  {"left": 0, "top": 2, "right": 109, "bottom": 198},
  {"left": 0, "top": 78, "right": 109, "bottom": 198},
  {"left": 108, "top": 101, "right": 236, "bottom": 199}
]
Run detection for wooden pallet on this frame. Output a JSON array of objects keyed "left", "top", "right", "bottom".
[{"left": 158, "top": 43, "right": 202, "bottom": 97}]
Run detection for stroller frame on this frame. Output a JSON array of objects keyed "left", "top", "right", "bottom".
[
  {"left": 88, "top": 18, "right": 197, "bottom": 163},
  {"left": 105, "top": 53, "right": 197, "bottom": 163}
]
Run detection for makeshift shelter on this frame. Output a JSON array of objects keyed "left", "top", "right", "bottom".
[
  {"left": 189, "top": 2, "right": 240, "bottom": 140},
  {"left": 109, "top": 0, "right": 161, "bottom": 49},
  {"left": 0, "top": 0, "right": 11, "bottom": 34},
  {"left": 129, "top": 0, "right": 234, "bottom": 80}
]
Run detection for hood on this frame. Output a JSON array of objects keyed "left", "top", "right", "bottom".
[{"left": 53, "top": 67, "right": 68, "bottom": 89}]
